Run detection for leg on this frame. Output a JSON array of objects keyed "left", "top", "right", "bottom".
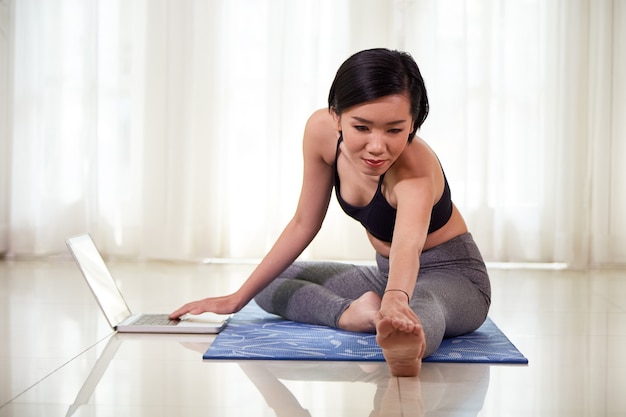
[
  {"left": 376, "top": 233, "right": 491, "bottom": 376},
  {"left": 254, "top": 261, "right": 386, "bottom": 329},
  {"left": 409, "top": 273, "right": 486, "bottom": 357},
  {"left": 411, "top": 233, "right": 491, "bottom": 357}
]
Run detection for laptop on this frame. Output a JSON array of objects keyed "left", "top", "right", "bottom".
[{"left": 66, "top": 233, "right": 229, "bottom": 334}]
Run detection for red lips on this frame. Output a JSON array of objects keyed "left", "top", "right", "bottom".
[{"left": 364, "top": 159, "right": 385, "bottom": 168}]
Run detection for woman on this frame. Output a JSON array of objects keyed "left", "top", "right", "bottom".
[{"left": 170, "top": 48, "right": 491, "bottom": 377}]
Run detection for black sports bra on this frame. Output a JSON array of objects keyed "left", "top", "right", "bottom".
[{"left": 333, "top": 137, "right": 453, "bottom": 242}]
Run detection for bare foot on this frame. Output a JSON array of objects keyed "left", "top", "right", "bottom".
[
  {"left": 376, "top": 317, "right": 426, "bottom": 377},
  {"left": 337, "top": 291, "right": 382, "bottom": 333}
]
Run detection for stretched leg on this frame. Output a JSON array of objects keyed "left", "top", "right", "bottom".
[
  {"left": 410, "top": 233, "right": 491, "bottom": 357},
  {"left": 375, "top": 234, "right": 490, "bottom": 375},
  {"left": 374, "top": 269, "right": 487, "bottom": 376}
]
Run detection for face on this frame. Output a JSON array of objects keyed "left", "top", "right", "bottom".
[{"left": 334, "top": 94, "right": 413, "bottom": 176}]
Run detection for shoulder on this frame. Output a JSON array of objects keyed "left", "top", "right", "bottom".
[
  {"left": 304, "top": 108, "right": 337, "bottom": 141},
  {"left": 386, "top": 135, "right": 445, "bottom": 205},
  {"left": 303, "top": 108, "right": 339, "bottom": 166},
  {"left": 305, "top": 108, "right": 335, "bottom": 129},
  {"left": 393, "top": 135, "right": 442, "bottom": 179}
]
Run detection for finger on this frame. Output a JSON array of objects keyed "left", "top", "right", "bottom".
[
  {"left": 169, "top": 309, "right": 186, "bottom": 320},
  {"left": 391, "top": 317, "right": 410, "bottom": 331},
  {"left": 169, "top": 304, "right": 195, "bottom": 319},
  {"left": 412, "top": 323, "right": 424, "bottom": 336},
  {"left": 392, "top": 317, "right": 422, "bottom": 333}
]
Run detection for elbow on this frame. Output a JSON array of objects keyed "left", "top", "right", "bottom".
[{"left": 286, "top": 215, "right": 324, "bottom": 245}]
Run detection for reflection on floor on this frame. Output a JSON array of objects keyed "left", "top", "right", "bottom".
[{"left": 1, "top": 259, "right": 625, "bottom": 416}]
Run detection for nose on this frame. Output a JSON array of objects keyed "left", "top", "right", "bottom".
[{"left": 366, "top": 133, "right": 384, "bottom": 155}]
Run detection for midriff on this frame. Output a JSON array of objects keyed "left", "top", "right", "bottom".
[{"left": 368, "top": 203, "right": 468, "bottom": 258}]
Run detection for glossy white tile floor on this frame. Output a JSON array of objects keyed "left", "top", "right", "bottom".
[{"left": 1, "top": 258, "right": 625, "bottom": 416}]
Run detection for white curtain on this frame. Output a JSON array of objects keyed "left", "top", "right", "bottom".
[
  {"left": 2, "top": 0, "right": 625, "bottom": 267},
  {"left": 0, "top": 0, "right": 9, "bottom": 253}
]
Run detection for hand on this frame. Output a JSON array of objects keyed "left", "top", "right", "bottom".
[
  {"left": 376, "top": 292, "right": 426, "bottom": 377},
  {"left": 169, "top": 293, "right": 243, "bottom": 319},
  {"left": 377, "top": 291, "right": 422, "bottom": 334}
]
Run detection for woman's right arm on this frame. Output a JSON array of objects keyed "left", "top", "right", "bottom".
[{"left": 169, "top": 110, "right": 337, "bottom": 318}]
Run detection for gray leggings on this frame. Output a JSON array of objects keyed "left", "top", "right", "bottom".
[{"left": 254, "top": 233, "right": 491, "bottom": 358}]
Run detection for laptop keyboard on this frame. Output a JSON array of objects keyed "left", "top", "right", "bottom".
[{"left": 133, "top": 314, "right": 179, "bottom": 326}]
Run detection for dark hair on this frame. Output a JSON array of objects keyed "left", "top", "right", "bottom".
[{"left": 328, "top": 48, "right": 429, "bottom": 141}]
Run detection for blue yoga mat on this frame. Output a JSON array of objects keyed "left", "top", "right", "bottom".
[{"left": 203, "top": 301, "right": 528, "bottom": 364}]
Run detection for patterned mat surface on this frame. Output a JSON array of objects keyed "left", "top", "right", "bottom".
[{"left": 203, "top": 302, "right": 528, "bottom": 364}]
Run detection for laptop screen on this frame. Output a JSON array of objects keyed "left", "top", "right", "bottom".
[{"left": 67, "top": 234, "right": 132, "bottom": 328}]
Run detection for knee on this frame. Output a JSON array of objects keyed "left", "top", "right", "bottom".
[
  {"left": 254, "top": 279, "right": 309, "bottom": 318},
  {"left": 422, "top": 323, "right": 445, "bottom": 359},
  {"left": 411, "top": 295, "right": 446, "bottom": 359},
  {"left": 253, "top": 290, "right": 272, "bottom": 313},
  {"left": 420, "top": 307, "right": 448, "bottom": 358}
]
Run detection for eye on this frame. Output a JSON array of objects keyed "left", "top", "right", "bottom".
[
  {"left": 354, "top": 125, "right": 369, "bottom": 132},
  {"left": 388, "top": 128, "right": 404, "bottom": 134}
]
